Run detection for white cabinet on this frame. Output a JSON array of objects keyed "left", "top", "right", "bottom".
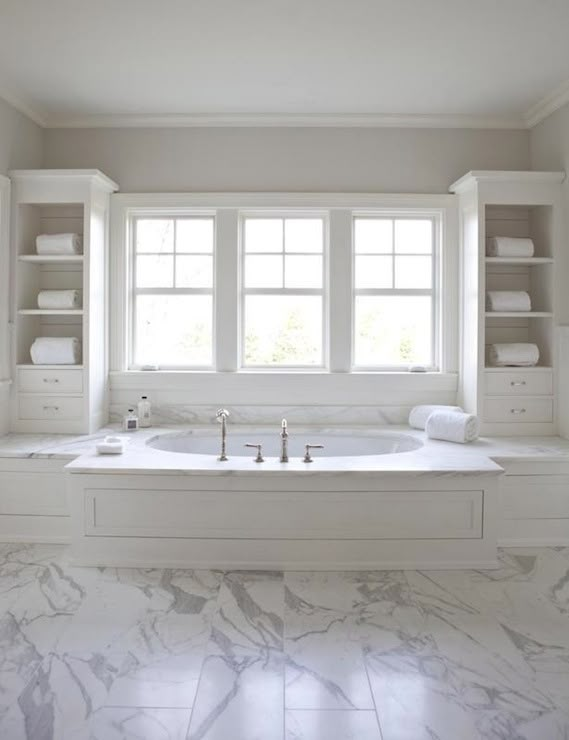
[
  {"left": 9, "top": 170, "right": 118, "bottom": 433},
  {"left": 450, "top": 171, "right": 564, "bottom": 435}
]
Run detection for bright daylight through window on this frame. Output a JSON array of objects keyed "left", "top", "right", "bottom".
[
  {"left": 354, "top": 217, "right": 435, "bottom": 368},
  {"left": 132, "top": 217, "right": 214, "bottom": 368}
]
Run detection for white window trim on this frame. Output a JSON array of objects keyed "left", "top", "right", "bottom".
[{"left": 110, "top": 192, "right": 458, "bottom": 400}]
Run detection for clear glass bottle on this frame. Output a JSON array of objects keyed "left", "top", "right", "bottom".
[
  {"left": 138, "top": 395, "right": 152, "bottom": 428},
  {"left": 122, "top": 408, "right": 139, "bottom": 431}
]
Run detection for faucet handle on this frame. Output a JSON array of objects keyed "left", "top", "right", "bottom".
[
  {"left": 216, "top": 408, "right": 230, "bottom": 422},
  {"left": 244, "top": 443, "right": 264, "bottom": 463},
  {"left": 303, "top": 444, "right": 324, "bottom": 463}
]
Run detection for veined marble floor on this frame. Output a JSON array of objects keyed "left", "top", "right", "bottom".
[{"left": 1, "top": 545, "right": 569, "bottom": 739}]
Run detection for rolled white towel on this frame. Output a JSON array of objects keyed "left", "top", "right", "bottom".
[
  {"left": 30, "top": 337, "right": 81, "bottom": 365},
  {"left": 426, "top": 410, "right": 480, "bottom": 444},
  {"left": 409, "top": 404, "right": 464, "bottom": 430},
  {"left": 37, "top": 290, "right": 82, "bottom": 310},
  {"left": 488, "top": 343, "right": 539, "bottom": 367},
  {"left": 486, "top": 291, "right": 531, "bottom": 312},
  {"left": 36, "top": 233, "right": 83, "bottom": 255},
  {"left": 487, "top": 237, "right": 534, "bottom": 258}
]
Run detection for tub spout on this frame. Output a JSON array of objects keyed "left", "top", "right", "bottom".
[{"left": 280, "top": 418, "right": 289, "bottom": 463}]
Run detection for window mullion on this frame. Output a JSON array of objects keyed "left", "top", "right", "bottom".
[
  {"left": 215, "top": 209, "right": 239, "bottom": 371},
  {"left": 329, "top": 209, "right": 353, "bottom": 372}
]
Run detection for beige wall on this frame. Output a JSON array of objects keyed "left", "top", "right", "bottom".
[
  {"left": 0, "top": 97, "right": 43, "bottom": 175},
  {"left": 44, "top": 126, "right": 530, "bottom": 193}
]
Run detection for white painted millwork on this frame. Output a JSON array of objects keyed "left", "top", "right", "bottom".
[
  {"left": 9, "top": 170, "right": 118, "bottom": 433},
  {"left": 450, "top": 170, "right": 565, "bottom": 436},
  {"left": 0, "top": 175, "right": 10, "bottom": 436}
]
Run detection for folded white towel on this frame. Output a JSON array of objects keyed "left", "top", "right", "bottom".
[
  {"left": 30, "top": 337, "right": 82, "bottom": 365},
  {"left": 36, "top": 233, "right": 83, "bottom": 255},
  {"left": 409, "top": 405, "right": 464, "bottom": 430},
  {"left": 486, "top": 291, "right": 531, "bottom": 312},
  {"left": 488, "top": 343, "right": 539, "bottom": 367},
  {"left": 487, "top": 237, "right": 534, "bottom": 258},
  {"left": 426, "top": 410, "right": 480, "bottom": 444},
  {"left": 37, "top": 290, "right": 82, "bottom": 310}
]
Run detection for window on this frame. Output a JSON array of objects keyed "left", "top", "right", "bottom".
[
  {"left": 353, "top": 216, "right": 437, "bottom": 368},
  {"left": 131, "top": 216, "right": 214, "bottom": 368},
  {"left": 241, "top": 216, "right": 325, "bottom": 367}
]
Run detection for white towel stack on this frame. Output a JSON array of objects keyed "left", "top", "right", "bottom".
[
  {"left": 486, "top": 291, "right": 531, "bottom": 312},
  {"left": 36, "top": 233, "right": 83, "bottom": 255},
  {"left": 37, "top": 290, "right": 82, "bottom": 310},
  {"left": 408, "top": 405, "right": 464, "bottom": 430},
  {"left": 30, "top": 337, "right": 82, "bottom": 365},
  {"left": 487, "top": 237, "right": 534, "bottom": 258},
  {"left": 488, "top": 343, "right": 539, "bottom": 367},
  {"left": 425, "top": 410, "right": 480, "bottom": 444}
]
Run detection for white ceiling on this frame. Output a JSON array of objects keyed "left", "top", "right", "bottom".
[{"left": 0, "top": 0, "right": 568, "bottom": 128}]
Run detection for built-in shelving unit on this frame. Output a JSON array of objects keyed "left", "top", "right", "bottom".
[
  {"left": 9, "top": 170, "right": 118, "bottom": 433},
  {"left": 450, "top": 170, "right": 564, "bottom": 435}
]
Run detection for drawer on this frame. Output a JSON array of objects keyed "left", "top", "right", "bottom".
[
  {"left": 483, "top": 397, "right": 553, "bottom": 423},
  {"left": 18, "top": 396, "right": 83, "bottom": 421},
  {"left": 18, "top": 368, "right": 83, "bottom": 394},
  {"left": 485, "top": 370, "right": 552, "bottom": 396}
]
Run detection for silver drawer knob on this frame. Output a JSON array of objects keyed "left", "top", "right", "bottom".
[
  {"left": 510, "top": 381, "right": 526, "bottom": 387},
  {"left": 244, "top": 443, "right": 264, "bottom": 463},
  {"left": 43, "top": 405, "right": 60, "bottom": 412},
  {"left": 510, "top": 408, "right": 526, "bottom": 414}
]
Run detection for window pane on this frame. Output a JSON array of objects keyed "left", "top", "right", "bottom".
[
  {"left": 394, "top": 219, "right": 432, "bottom": 254},
  {"left": 354, "top": 296, "right": 432, "bottom": 366},
  {"left": 134, "top": 295, "right": 212, "bottom": 366},
  {"left": 395, "top": 256, "right": 432, "bottom": 288},
  {"left": 136, "top": 255, "right": 173, "bottom": 288},
  {"left": 136, "top": 219, "right": 174, "bottom": 254},
  {"left": 354, "top": 219, "right": 392, "bottom": 253},
  {"left": 355, "top": 256, "right": 393, "bottom": 289},
  {"left": 285, "top": 219, "right": 323, "bottom": 253},
  {"left": 245, "top": 255, "right": 283, "bottom": 288},
  {"left": 244, "top": 296, "right": 322, "bottom": 366},
  {"left": 176, "top": 219, "right": 214, "bottom": 253},
  {"left": 285, "top": 256, "right": 322, "bottom": 288},
  {"left": 176, "top": 255, "right": 213, "bottom": 288},
  {"left": 245, "top": 219, "right": 283, "bottom": 252}
]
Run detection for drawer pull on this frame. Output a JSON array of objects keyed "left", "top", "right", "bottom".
[
  {"left": 42, "top": 378, "right": 60, "bottom": 384},
  {"left": 510, "top": 408, "right": 527, "bottom": 414},
  {"left": 42, "top": 405, "right": 60, "bottom": 411},
  {"left": 510, "top": 381, "right": 526, "bottom": 387}
]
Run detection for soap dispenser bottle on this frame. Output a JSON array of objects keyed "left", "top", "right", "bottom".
[
  {"left": 123, "top": 408, "right": 139, "bottom": 432},
  {"left": 138, "top": 395, "right": 152, "bottom": 428}
]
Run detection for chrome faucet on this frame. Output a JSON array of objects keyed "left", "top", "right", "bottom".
[
  {"left": 216, "top": 408, "right": 230, "bottom": 461},
  {"left": 280, "top": 418, "right": 289, "bottom": 463}
]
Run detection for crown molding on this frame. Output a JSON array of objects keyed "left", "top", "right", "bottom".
[
  {"left": 0, "top": 85, "right": 47, "bottom": 127},
  {"left": 524, "top": 79, "right": 569, "bottom": 128},
  {"left": 42, "top": 111, "right": 527, "bottom": 130}
]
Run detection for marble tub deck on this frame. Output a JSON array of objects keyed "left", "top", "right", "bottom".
[{"left": 2, "top": 543, "right": 569, "bottom": 739}]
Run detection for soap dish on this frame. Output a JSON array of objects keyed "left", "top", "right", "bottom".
[{"left": 96, "top": 436, "right": 126, "bottom": 455}]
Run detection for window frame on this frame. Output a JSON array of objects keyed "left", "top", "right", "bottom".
[
  {"left": 128, "top": 210, "right": 217, "bottom": 370},
  {"left": 351, "top": 211, "right": 441, "bottom": 371},
  {"left": 239, "top": 211, "right": 329, "bottom": 370},
  {"left": 110, "top": 193, "right": 457, "bottom": 394}
]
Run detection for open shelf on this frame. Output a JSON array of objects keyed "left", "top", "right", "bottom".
[
  {"left": 16, "top": 364, "right": 84, "bottom": 369},
  {"left": 485, "top": 257, "right": 554, "bottom": 265},
  {"left": 485, "top": 311, "right": 553, "bottom": 318},
  {"left": 18, "top": 309, "right": 83, "bottom": 316},
  {"left": 484, "top": 365, "right": 552, "bottom": 372},
  {"left": 18, "top": 254, "right": 84, "bottom": 264}
]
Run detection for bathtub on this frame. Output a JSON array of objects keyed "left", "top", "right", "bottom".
[
  {"left": 147, "top": 430, "right": 423, "bottom": 458},
  {"left": 66, "top": 427, "right": 502, "bottom": 571}
]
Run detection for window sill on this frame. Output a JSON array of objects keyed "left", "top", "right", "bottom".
[{"left": 110, "top": 370, "right": 458, "bottom": 406}]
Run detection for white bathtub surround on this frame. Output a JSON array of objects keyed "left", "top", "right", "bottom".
[
  {"left": 425, "top": 410, "right": 480, "bottom": 444},
  {"left": 408, "top": 404, "right": 464, "bottom": 430},
  {"left": 1, "top": 543, "right": 569, "bottom": 739}
]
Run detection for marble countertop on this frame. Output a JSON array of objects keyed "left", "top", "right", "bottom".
[{"left": 1, "top": 424, "right": 569, "bottom": 476}]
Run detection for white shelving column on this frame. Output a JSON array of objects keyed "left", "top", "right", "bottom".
[
  {"left": 450, "top": 170, "right": 564, "bottom": 436},
  {"left": 9, "top": 170, "right": 118, "bottom": 434}
]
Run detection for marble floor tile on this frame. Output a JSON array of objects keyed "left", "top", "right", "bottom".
[
  {"left": 78, "top": 707, "right": 192, "bottom": 740},
  {"left": 285, "top": 709, "right": 382, "bottom": 739}
]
